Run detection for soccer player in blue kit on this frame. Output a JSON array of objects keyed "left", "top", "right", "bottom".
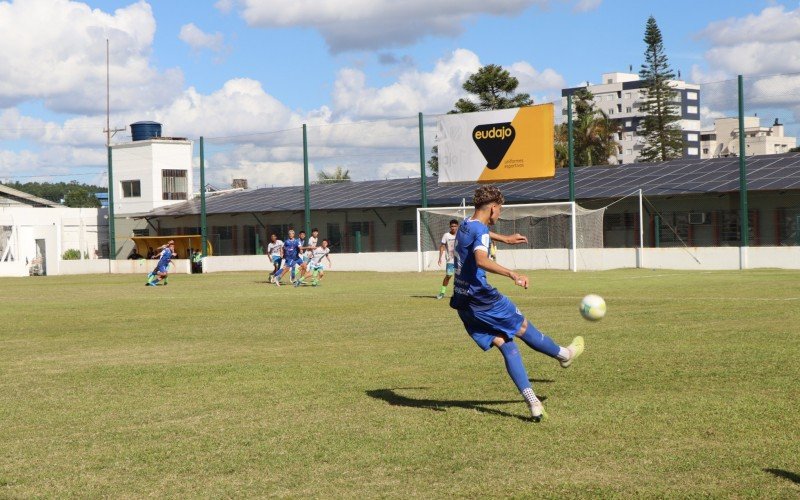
[
  {"left": 451, "top": 186, "right": 584, "bottom": 422},
  {"left": 146, "top": 240, "right": 175, "bottom": 286},
  {"left": 273, "top": 229, "right": 303, "bottom": 286}
]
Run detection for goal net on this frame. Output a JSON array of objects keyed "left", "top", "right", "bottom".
[{"left": 416, "top": 202, "right": 606, "bottom": 271}]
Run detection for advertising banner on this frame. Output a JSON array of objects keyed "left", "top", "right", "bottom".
[{"left": 436, "top": 104, "right": 555, "bottom": 183}]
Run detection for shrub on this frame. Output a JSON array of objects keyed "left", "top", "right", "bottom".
[{"left": 62, "top": 249, "right": 81, "bottom": 260}]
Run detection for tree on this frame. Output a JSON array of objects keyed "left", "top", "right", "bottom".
[
  {"left": 555, "top": 87, "right": 620, "bottom": 168},
  {"left": 638, "top": 16, "right": 684, "bottom": 162},
  {"left": 452, "top": 64, "right": 533, "bottom": 113},
  {"left": 429, "top": 64, "right": 533, "bottom": 175},
  {"left": 316, "top": 166, "right": 351, "bottom": 184},
  {"left": 64, "top": 186, "right": 101, "bottom": 208},
  {"left": 2, "top": 180, "right": 105, "bottom": 205}
]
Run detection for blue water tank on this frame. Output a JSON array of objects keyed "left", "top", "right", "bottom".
[{"left": 130, "top": 121, "right": 162, "bottom": 141}]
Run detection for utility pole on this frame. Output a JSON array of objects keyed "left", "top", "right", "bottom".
[{"left": 103, "top": 39, "right": 125, "bottom": 145}]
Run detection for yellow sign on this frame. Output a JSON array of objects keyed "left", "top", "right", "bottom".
[{"left": 436, "top": 104, "right": 555, "bottom": 184}]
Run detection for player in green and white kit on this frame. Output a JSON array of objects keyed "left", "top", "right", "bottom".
[
  {"left": 437, "top": 219, "right": 459, "bottom": 299},
  {"left": 300, "top": 239, "right": 331, "bottom": 286}
]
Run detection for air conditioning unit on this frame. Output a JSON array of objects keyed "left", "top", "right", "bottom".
[{"left": 689, "top": 212, "right": 706, "bottom": 225}]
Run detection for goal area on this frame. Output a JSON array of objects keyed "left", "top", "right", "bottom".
[{"left": 416, "top": 202, "right": 606, "bottom": 272}]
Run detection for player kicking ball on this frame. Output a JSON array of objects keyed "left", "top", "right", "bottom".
[
  {"left": 146, "top": 240, "right": 174, "bottom": 286},
  {"left": 451, "top": 186, "right": 584, "bottom": 422}
]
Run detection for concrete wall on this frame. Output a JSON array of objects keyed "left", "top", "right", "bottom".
[
  {"left": 3, "top": 247, "right": 799, "bottom": 277},
  {"left": 59, "top": 259, "right": 192, "bottom": 275}
]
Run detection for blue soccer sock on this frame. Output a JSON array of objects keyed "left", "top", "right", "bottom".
[
  {"left": 290, "top": 267, "right": 296, "bottom": 281},
  {"left": 274, "top": 268, "right": 284, "bottom": 279},
  {"left": 498, "top": 341, "right": 531, "bottom": 394},
  {"left": 518, "top": 324, "right": 561, "bottom": 359}
]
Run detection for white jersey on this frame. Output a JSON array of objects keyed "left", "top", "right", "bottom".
[
  {"left": 268, "top": 240, "right": 283, "bottom": 257},
  {"left": 441, "top": 232, "right": 456, "bottom": 264},
  {"left": 311, "top": 246, "right": 330, "bottom": 265},
  {"left": 306, "top": 235, "right": 318, "bottom": 258}
]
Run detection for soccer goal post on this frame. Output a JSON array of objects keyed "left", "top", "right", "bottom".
[{"left": 416, "top": 201, "right": 607, "bottom": 272}]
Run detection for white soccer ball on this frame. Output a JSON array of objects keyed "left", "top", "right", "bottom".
[{"left": 579, "top": 294, "right": 606, "bottom": 321}]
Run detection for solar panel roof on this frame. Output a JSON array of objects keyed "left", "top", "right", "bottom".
[{"left": 143, "top": 153, "right": 800, "bottom": 218}]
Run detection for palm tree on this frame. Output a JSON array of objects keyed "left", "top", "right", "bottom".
[
  {"left": 575, "top": 109, "right": 620, "bottom": 166},
  {"left": 316, "top": 166, "right": 351, "bottom": 184}
]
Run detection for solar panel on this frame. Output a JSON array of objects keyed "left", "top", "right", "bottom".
[{"left": 141, "top": 153, "right": 800, "bottom": 218}]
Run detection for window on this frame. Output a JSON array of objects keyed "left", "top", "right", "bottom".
[
  {"left": 132, "top": 228, "right": 149, "bottom": 236},
  {"left": 687, "top": 105, "right": 698, "bottom": 114},
  {"left": 605, "top": 94, "right": 613, "bottom": 101},
  {"left": 687, "top": 133, "right": 699, "bottom": 142},
  {"left": 688, "top": 147, "right": 699, "bottom": 156},
  {"left": 625, "top": 149, "right": 633, "bottom": 156},
  {"left": 608, "top": 108, "right": 614, "bottom": 115},
  {"left": 268, "top": 224, "right": 291, "bottom": 239},
  {"left": 626, "top": 106, "right": 632, "bottom": 113},
  {"left": 400, "top": 220, "right": 415, "bottom": 236},
  {"left": 687, "top": 91, "right": 698, "bottom": 100},
  {"left": 162, "top": 169, "right": 188, "bottom": 200},
  {"left": 703, "top": 148, "right": 709, "bottom": 154},
  {"left": 625, "top": 120, "right": 632, "bottom": 127},
  {"left": 121, "top": 180, "right": 141, "bottom": 198},
  {"left": 624, "top": 92, "right": 631, "bottom": 99}
]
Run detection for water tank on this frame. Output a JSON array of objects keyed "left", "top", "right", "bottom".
[{"left": 130, "top": 121, "right": 162, "bottom": 141}]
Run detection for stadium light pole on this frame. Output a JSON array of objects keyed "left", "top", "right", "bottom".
[
  {"left": 200, "top": 136, "right": 207, "bottom": 257},
  {"left": 567, "top": 94, "right": 575, "bottom": 202},
  {"left": 303, "top": 124, "right": 311, "bottom": 236},
  {"left": 737, "top": 75, "right": 749, "bottom": 250}
]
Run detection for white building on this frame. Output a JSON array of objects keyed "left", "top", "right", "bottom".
[
  {"left": 700, "top": 117, "right": 796, "bottom": 159},
  {"left": 562, "top": 72, "right": 701, "bottom": 164},
  {"left": 110, "top": 121, "right": 194, "bottom": 217}
]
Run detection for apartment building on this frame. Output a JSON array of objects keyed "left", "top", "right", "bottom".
[
  {"left": 562, "top": 72, "right": 701, "bottom": 164},
  {"left": 700, "top": 117, "right": 796, "bottom": 158}
]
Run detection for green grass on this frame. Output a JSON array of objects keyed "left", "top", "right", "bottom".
[{"left": 1, "top": 269, "right": 799, "bottom": 498}]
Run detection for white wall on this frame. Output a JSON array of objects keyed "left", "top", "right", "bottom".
[
  {"left": 0, "top": 206, "right": 106, "bottom": 276},
  {"left": 59, "top": 259, "right": 192, "bottom": 275}
]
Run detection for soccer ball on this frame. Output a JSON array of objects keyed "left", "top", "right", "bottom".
[{"left": 579, "top": 294, "right": 606, "bottom": 321}]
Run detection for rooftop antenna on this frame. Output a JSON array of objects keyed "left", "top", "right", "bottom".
[{"left": 103, "top": 39, "right": 125, "bottom": 146}]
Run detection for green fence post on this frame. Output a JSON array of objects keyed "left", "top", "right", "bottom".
[
  {"left": 568, "top": 94, "right": 575, "bottom": 202},
  {"left": 654, "top": 215, "right": 661, "bottom": 248},
  {"left": 303, "top": 124, "right": 311, "bottom": 237},
  {"left": 737, "top": 75, "right": 749, "bottom": 247},
  {"left": 106, "top": 145, "right": 116, "bottom": 259},
  {"left": 419, "top": 112, "right": 427, "bottom": 208},
  {"left": 200, "top": 137, "right": 207, "bottom": 256},
  {"left": 355, "top": 230, "right": 362, "bottom": 253}
]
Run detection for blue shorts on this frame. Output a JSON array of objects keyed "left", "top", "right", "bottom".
[
  {"left": 456, "top": 295, "right": 525, "bottom": 351},
  {"left": 271, "top": 255, "right": 281, "bottom": 265},
  {"left": 445, "top": 263, "right": 455, "bottom": 276},
  {"left": 285, "top": 257, "right": 303, "bottom": 268}
]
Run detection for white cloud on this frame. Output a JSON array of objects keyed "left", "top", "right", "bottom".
[
  {"left": 509, "top": 62, "right": 566, "bottom": 102},
  {"left": 0, "top": 0, "right": 183, "bottom": 114},
  {"left": 696, "top": 6, "right": 800, "bottom": 75},
  {"left": 573, "top": 0, "right": 601, "bottom": 13},
  {"left": 694, "top": 6, "right": 800, "bottom": 132},
  {"left": 224, "top": 0, "right": 548, "bottom": 52},
  {"left": 179, "top": 23, "right": 225, "bottom": 53}
]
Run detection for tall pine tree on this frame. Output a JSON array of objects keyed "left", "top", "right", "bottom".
[{"left": 638, "top": 16, "right": 684, "bottom": 162}]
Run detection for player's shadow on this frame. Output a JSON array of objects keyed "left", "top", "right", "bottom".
[
  {"left": 763, "top": 468, "right": 800, "bottom": 484},
  {"left": 529, "top": 378, "right": 555, "bottom": 384},
  {"left": 366, "top": 387, "right": 546, "bottom": 422},
  {"left": 410, "top": 295, "right": 440, "bottom": 299}
]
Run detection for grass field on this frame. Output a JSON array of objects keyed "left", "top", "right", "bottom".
[{"left": 1, "top": 269, "right": 799, "bottom": 497}]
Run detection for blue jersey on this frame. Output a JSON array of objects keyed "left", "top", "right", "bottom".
[
  {"left": 450, "top": 218, "right": 500, "bottom": 311},
  {"left": 283, "top": 238, "right": 301, "bottom": 260},
  {"left": 155, "top": 247, "right": 173, "bottom": 271}
]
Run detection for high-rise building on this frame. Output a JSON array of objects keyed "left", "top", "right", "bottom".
[{"left": 562, "top": 72, "right": 701, "bottom": 164}]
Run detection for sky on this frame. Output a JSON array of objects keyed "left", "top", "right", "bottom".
[{"left": 1, "top": 0, "right": 800, "bottom": 189}]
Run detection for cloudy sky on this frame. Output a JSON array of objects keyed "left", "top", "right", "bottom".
[{"left": 1, "top": 0, "right": 799, "bottom": 189}]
